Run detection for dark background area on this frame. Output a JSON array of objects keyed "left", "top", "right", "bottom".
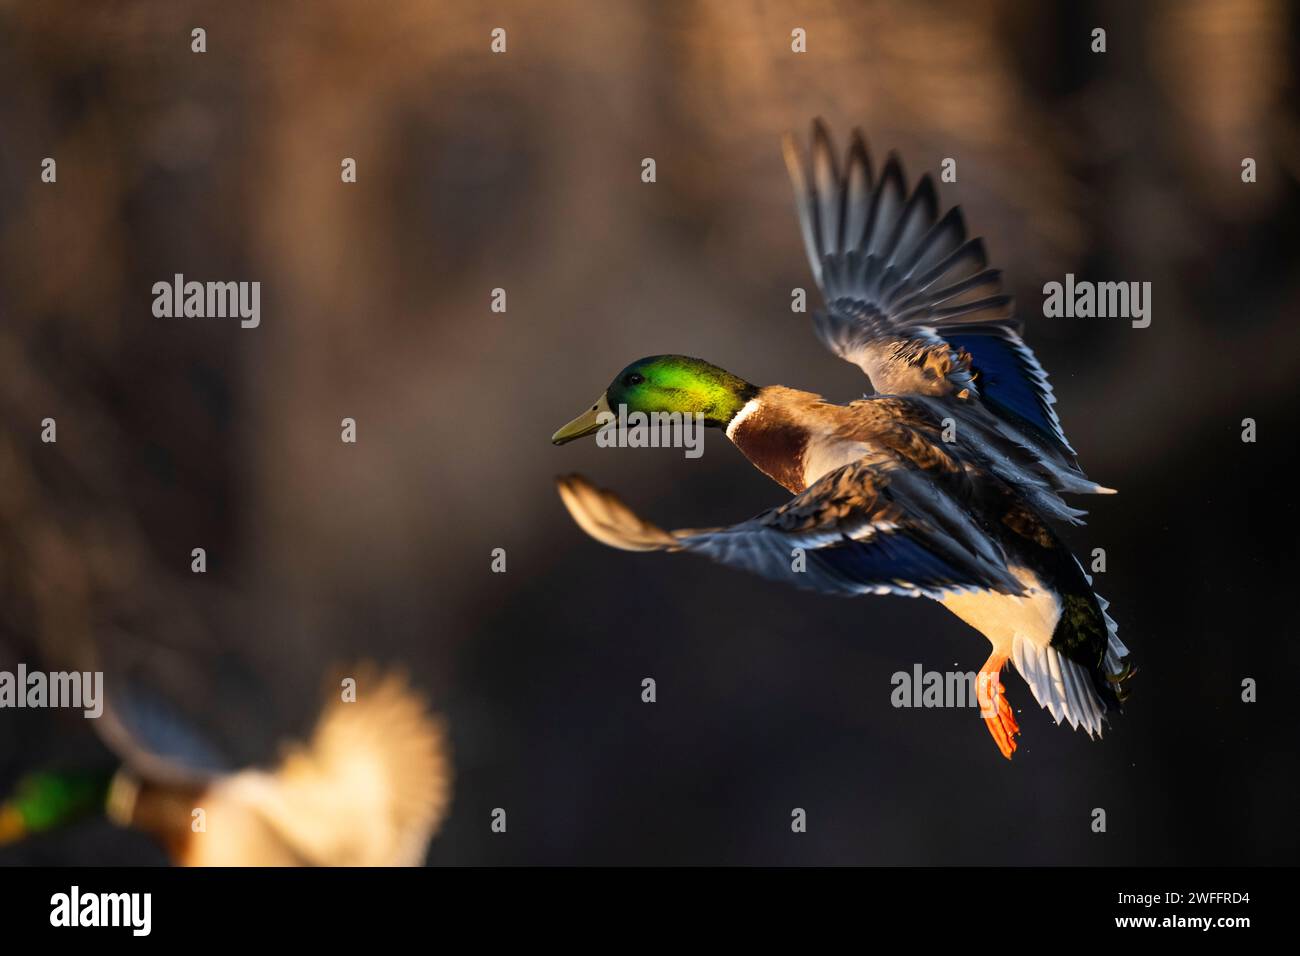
[{"left": 1, "top": 0, "right": 1297, "bottom": 865}]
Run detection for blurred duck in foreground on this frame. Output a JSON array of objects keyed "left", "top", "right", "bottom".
[
  {"left": 0, "top": 665, "right": 451, "bottom": 865},
  {"left": 553, "top": 120, "right": 1134, "bottom": 760}
]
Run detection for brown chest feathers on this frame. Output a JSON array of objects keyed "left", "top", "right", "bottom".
[{"left": 728, "top": 402, "right": 810, "bottom": 494}]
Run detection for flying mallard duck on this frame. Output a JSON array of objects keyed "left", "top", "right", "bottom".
[
  {"left": 551, "top": 121, "right": 1133, "bottom": 759},
  {"left": 0, "top": 665, "right": 451, "bottom": 864}
]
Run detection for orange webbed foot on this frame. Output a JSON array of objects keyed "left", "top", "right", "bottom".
[{"left": 978, "top": 654, "right": 1020, "bottom": 760}]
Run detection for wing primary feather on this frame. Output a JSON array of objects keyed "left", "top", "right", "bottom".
[
  {"left": 843, "top": 131, "right": 873, "bottom": 251},
  {"left": 782, "top": 132, "right": 822, "bottom": 287},
  {"left": 811, "top": 119, "right": 841, "bottom": 256}
]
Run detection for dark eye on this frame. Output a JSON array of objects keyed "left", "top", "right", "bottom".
[{"left": 623, "top": 373, "right": 645, "bottom": 386}]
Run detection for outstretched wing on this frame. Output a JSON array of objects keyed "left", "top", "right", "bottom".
[
  {"left": 783, "top": 120, "right": 1076, "bottom": 464},
  {"left": 557, "top": 460, "right": 1024, "bottom": 600},
  {"left": 253, "top": 666, "right": 453, "bottom": 866}
]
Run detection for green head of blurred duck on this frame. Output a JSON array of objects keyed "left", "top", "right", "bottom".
[{"left": 0, "top": 770, "right": 113, "bottom": 844}]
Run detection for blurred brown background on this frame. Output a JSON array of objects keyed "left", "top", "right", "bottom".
[{"left": 1, "top": 0, "right": 1298, "bottom": 864}]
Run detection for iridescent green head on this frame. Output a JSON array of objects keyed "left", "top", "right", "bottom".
[
  {"left": 0, "top": 770, "right": 112, "bottom": 843},
  {"left": 551, "top": 355, "right": 758, "bottom": 444}
]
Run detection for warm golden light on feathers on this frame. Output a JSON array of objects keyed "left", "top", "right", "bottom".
[{"left": 169, "top": 666, "right": 451, "bottom": 867}]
